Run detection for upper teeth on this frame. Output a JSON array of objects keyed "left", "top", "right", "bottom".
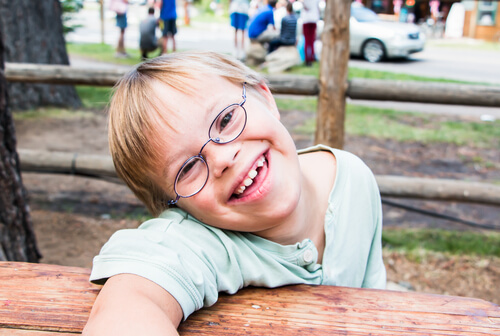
[{"left": 234, "top": 156, "right": 265, "bottom": 195}]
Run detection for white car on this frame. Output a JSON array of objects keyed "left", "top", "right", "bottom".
[{"left": 350, "top": 4, "right": 425, "bottom": 62}]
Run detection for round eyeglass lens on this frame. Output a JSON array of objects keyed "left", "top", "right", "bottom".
[
  {"left": 175, "top": 156, "right": 209, "bottom": 197},
  {"left": 209, "top": 104, "right": 246, "bottom": 143}
]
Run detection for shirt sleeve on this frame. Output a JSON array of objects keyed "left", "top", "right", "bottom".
[{"left": 90, "top": 217, "right": 223, "bottom": 320}]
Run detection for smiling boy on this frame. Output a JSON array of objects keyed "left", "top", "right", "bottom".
[{"left": 83, "top": 51, "right": 385, "bottom": 335}]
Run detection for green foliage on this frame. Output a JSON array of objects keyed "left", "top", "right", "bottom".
[
  {"left": 382, "top": 229, "right": 500, "bottom": 257},
  {"left": 60, "top": 0, "right": 84, "bottom": 35}
]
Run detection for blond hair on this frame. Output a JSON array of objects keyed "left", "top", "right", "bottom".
[{"left": 108, "top": 51, "right": 265, "bottom": 216}]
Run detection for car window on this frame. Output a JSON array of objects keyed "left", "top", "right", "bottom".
[{"left": 351, "top": 6, "right": 379, "bottom": 22}]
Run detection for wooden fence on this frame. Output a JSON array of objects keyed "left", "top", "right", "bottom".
[
  {"left": 5, "top": 63, "right": 500, "bottom": 107},
  {"left": 5, "top": 63, "right": 500, "bottom": 210}
]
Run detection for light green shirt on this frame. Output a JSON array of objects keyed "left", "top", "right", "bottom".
[{"left": 90, "top": 146, "right": 386, "bottom": 320}]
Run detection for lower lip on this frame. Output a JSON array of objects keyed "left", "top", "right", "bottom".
[{"left": 229, "top": 152, "right": 271, "bottom": 204}]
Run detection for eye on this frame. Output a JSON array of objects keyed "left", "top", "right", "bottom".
[
  {"left": 219, "top": 110, "right": 234, "bottom": 132},
  {"left": 178, "top": 158, "right": 198, "bottom": 182}
]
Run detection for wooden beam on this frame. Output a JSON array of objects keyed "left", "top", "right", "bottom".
[
  {"left": 17, "top": 149, "right": 500, "bottom": 205},
  {"left": 347, "top": 78, "right": 500, "bottom": 107},
  {"left": 4, "top": 62, "right": 124, "bottom": 86},
  {"left": 5, "top": 63, "right": 500, "bottom": 107},
  {"left": 375, "top": 175, "right": 500, "bottom": 205}
]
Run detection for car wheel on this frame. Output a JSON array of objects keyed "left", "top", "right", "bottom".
[{"left": 362, "top": 39, "right": 385, "bottom": 63}]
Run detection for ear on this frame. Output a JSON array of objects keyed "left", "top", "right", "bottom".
[{"left": 257, "top": 81, "right": 280, "bottom": 120}]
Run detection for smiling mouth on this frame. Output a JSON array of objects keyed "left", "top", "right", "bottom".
[{"left": 232, "top": 155, "right": 266, "bottom": 199}]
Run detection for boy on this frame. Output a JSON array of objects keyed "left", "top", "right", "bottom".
[
  {"left": 83, "top": 51, "right": 385, "bottom": 335},
  {"left": 229, "top": 0, "right": 250, "bottom": 59}
]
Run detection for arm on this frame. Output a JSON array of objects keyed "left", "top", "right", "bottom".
[{"left": 83, "top": 274, "right": 183, "bottom": 336}]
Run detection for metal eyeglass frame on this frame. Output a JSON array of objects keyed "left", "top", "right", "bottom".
[{"left": 168, "top": 83, "right": 247, "bottom": 205}]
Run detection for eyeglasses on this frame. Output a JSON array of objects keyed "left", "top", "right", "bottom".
[{"left": 168, "top": 83, "right": 247, "bottom": 205}]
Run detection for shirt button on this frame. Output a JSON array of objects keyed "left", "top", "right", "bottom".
[{"left": 303, "top": 249, "right": 314, "bottom": 264}]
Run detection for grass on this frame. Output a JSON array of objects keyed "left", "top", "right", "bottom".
[
  {"left": 67, "top": 42, "right": 142, "bottom": 66},
  {"left": 76, "top": 86, "right": 113, "bottom": 109},
  {"left": 276, "top": 98, "right": 500, "bottom": 149},
  {"left": 285, "top": 61, "right": 490, "bottom": 85},
  {"left": 13, "top": 107, "right": 91, "bottom": 120},
  {"left": 382, "top": 228, "right": 500, "bottom": 257}
]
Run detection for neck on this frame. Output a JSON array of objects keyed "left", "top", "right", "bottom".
[
  {"left": 254, "top": 166, "right": 323, "bottom": 248},
  {"left": 254, "top": 150, "right": 335, "bottom": 263}
]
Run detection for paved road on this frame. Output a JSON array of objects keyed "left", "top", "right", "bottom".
[{"left": 350, "top": 44, "right": 500, "bottom": 86}]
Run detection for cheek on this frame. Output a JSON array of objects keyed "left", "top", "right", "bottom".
[{"left": 178, "top": 192, "right": 218, "bottom": 222}]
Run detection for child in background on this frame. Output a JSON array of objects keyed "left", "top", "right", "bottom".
[
  {"left": 229, "top": 0, "right": 250, "bottom": 60},
  {"left": 139, "top": 7, "right": 159, "bottom": 60},
  {"left": 109, "top": 0, "right": 129, "bottom": 58},
  {"left": 83, "top": 51, "right": 386, "bottom": 335}
]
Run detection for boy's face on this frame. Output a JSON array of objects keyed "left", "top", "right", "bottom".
[{"left": 152, "top": 76, "right": 302, "bottom": 235}]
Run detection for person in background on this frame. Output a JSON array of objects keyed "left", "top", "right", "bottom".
[
  {"left": 268, "top": 1, "right": 297, "bottom": 53},
  {"left": 159, "top": 0, "right": 177, "bottom": 54},
  {"left": 248, "top": 0, "right": 278, "bottom": 44},
  {"left": 109, "top": 0, "right": 129, "bottom": 58},
  {"left": 229, "top": 0, "right": 250, "bottom": 60},
  {"left": 140, "top": 7, "right": 159, "bottom": 60},
  {"left": 300, "top": 0, "right": 320, "bottom": 66}
]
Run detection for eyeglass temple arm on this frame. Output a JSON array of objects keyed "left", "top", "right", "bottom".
[
  {"left": 168, "top": 195, "right": 180, "bottom": 206},
  {"left": 240, "top": 82, "right": 247, "bottom": 105}
]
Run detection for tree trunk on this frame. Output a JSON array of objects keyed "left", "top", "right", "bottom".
[
  {"left": 315, "top": 0, "right": 350, "bottom": 149},
  {"left": 0, "top": 31, "right": 41, "bottom": 262},
  {"left": 0, "top": 0, "right": 81, "bottom": 110}
]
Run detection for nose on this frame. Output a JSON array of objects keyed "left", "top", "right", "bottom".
[{"left": 204, "top": 141, "right": 240, "bottom": 178}]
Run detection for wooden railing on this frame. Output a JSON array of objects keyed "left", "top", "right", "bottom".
[
  {"left": 5, "top": 63, "right": 500, "bottom": 107},
  {"left": 18, "top": 149, "right": 500, "bottom": 206}
]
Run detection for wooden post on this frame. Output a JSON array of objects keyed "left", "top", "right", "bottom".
[{"left": 315, "top": 0, "right": 350, "bottom": 149}]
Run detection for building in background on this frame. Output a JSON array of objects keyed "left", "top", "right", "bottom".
[
  {"left": 462, "top": 0, "right": 500, "bottom": 41},
  {"left": 356, "top": 0, "right": 500, "bottom": 41}
]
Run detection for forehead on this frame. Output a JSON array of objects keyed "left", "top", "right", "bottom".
[{"left": 151, "top": 75, "right": 239, "bottom": 127}]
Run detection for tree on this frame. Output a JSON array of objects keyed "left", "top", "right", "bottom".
[
  {"left": 315, "top": 0, "right": 350, "bottom": 149},
  {"left": 0, "top": 0, "right": 81, "bottom": 110},
  {"left": 0, "top": 31, "right": 41, "bottom": 262}
]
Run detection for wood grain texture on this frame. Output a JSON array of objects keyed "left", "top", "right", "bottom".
[{"left": 1, "top": 262, "right": 499, "bottom": 335}]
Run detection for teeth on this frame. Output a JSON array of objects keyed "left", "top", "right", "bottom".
[
  {"left": 248, "top": 170, "right": 258, "bottom": 179},
  {"left": 233, "top": 156, "right": 266, "bottom": 196}
]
